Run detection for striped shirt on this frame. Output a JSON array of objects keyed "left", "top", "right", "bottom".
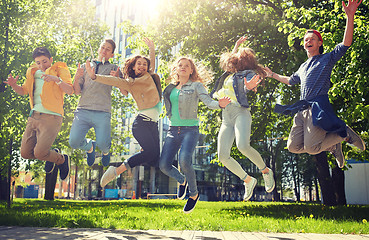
[{"left": 289, "top": 43, "right": 349, "bottom": 101}]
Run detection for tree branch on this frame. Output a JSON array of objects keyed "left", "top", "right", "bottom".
[{"left": 247, "top": 0, "right": 284, "bottom": 17}]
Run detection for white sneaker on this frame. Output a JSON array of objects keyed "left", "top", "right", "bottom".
[
  {"left": 262, "top": 167, "right": 275, "bottom": 193},
  {"left": 100, "top": 166, "right": 117, "bottom": 188},
  {"left": 346, "top": 126, "right": 366, "bottom": 151},
  {"left": 243, "top": 177, "right": 257, "bottom": 201},
  {"left": 330, "top": 143, "right": 345, "bottom": 168}
]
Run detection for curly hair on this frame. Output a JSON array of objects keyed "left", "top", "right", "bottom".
[
  {"left": 236, "top": 48, "right": 267, "bottom": 78},
  {"left": 220, "top": 52, "right": 238, "bottom": 73},
  {"left": 123, "top": 55, "right": 151, "bottom": 78},
  {"left": 220, "top": 47, "right": 267, "bottom": 87},
  {"left": 167, "top": 57, "right": 213, "bottom": 86}
]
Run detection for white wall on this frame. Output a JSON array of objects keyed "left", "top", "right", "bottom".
[{"left": 345, "top": 159, "right": 369, "bottom": 205}]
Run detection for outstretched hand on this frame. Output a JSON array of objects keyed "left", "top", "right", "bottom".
[
  {"left": 75, "top": 63, "right": 84, "bottom": 80},
  {"left": 219, "top": 96, "right": 231, "bottom": 108},
  {"left": 236, "top": 36, "right": 248, "bottom": 46},
  {"left": 110, "top": 67, "right": 121, "bottom": 77},
  {"left": 232, "top": 35, "right": 248, "bottom": 54},
  {"left": 244, "top": 75, "right": 262, "bottom": 92},
  {"left": 143, "top": 37, "right": 154, "bottom": 50},
  {"left": 4, "top": 74, "right": 19, "bottom": 87},
  {"left": 343, "top": 0, "right": 362, "bottom": 17},
  {"left": 264, "top": 67, "right": 273, "bottom": 78},
  {"left": 85, "top": 60, "right": 96, "bottom": 80}
]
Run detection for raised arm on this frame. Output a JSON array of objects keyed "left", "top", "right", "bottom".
[
  {"left": 342, "top": 0, "right": 362, "bottom": 46},
  {"left": 85, "top": 60, "right": 128, "bottom": 90},
  {"left": 85, "top": 60, "right": 96, "bottom": 80},
  {"left": 143, "top": 37, "right": 156, "bottom": 72},
  {"left": 232, "top": 36, "right": 248, "bottom": 54},
  {"left": 4, "top": 74, "right": 25, "bottom": 95},
  {"left": 73, "top": 63, "right": 84, "bottom": 95},
  {"left": 264, "top": 67, "right": 291, "bottom": 85}
]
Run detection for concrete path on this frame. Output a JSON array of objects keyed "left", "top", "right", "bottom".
[{"left": 1, "top": 226, "right": 369, "bottom": 240}]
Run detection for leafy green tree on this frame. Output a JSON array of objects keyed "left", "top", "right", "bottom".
[
  {"left": 0, "top": 0, "right": 112, "bottom": 202},
  {"left": 148, "top": 0, "right": 368, "bottom": 203}
]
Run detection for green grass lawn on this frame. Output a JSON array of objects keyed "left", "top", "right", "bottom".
[{"left": 1, "top": 199, "right": 368, "bottom": 234}]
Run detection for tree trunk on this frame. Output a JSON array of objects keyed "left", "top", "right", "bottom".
[
  {"left": 7, "top": 139, "right": 13, "bottom": 208},
  {"left": 314, "top": 152, "right": 337, "bottom": 206},
  {"left": 97, "top": 165, "right": 102, "bottom": 198},
  {"left": 150, "top": 167, "right": 155, "bottom": 193},
  {"left": 0, "top": 176, "right": 7, "bottom": 200},
  {"left": 74, "top": 165, "right": 78, "bottom": 200},
  {"left": 314, "top": 177, "right": 320, "bottom": 202},
  {"left": 280, "top": 184, "right": 283, "bottom": 201},
  {"left": 221, "top": 168, "right": 227, "bottom": 201},
  {"left": 292, "top": 155, "right": 300, "bottom": 201},
  {"left": 44, "top": 167, "right": 58, "bottom": 200},
  {"left": 292, "top": 168, "right": 299, "bottom": 201},
  {"left": 332, "top": 166, "right": 346, "bottom": 205},
  {"left": 88, "top": 168, "right": 92, "bottom": 199}
]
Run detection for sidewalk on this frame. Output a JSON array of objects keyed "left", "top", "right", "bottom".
[{"left": 1, "top": 226, "right": 369, "bottom": 240}]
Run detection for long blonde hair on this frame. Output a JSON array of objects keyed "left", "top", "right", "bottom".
[{"left": 167, "top": 57, "right": 213, "bottom": 86}]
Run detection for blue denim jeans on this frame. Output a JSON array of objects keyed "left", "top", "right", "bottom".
[
  {"left": 124, "top": 114, "right": 160, "bottom": 169},
  {"left": 159, "top": 126, "right": 200, "bottom": 197},
  {"left": 69, "top": 109, "right": 111, "bottom": 153}
]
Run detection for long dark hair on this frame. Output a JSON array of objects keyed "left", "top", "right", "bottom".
[{"left": 123, "top": 55, "right": 150, "bottom": 78}]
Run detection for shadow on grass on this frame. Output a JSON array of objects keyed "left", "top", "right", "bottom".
[
  {"left": 0, "top": 226, "right": 186, "bottom": 240},
  {"left": 5, "top": 199, "right": 182, "bottom": 211},
  {"left": 220, "top": 202, "right": 369, "bottom": 221}
]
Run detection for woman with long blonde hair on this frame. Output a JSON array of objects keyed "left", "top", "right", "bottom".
[{"left": 160, "top": 57, "right": 230, "bottom": 213}]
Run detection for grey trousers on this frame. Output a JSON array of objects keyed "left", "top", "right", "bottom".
[
  {"left": 218, "top": 103, "right": 266, "bottom": 180},
  {"left": 287, "top": 107, "right": 344, "bottom": 155}
]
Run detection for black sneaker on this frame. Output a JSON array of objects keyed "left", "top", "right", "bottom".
[
  {"left": 58, "top": 154, "right": 70, "bottom": 181},
  {"left": 183, "top": 194, "right": 200, "bottom": 214},
  {"left": 44, "top": 148, "right": 59, "bottom": 173},
  {"left": 87, "top": 141, "right": 96, "bottom": 167},
  {"left": 101, "top": 152, "right": 110, "bottom": 167},
  {"left": 177, "top": 180, "right": 188, "bottom": 200}
]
